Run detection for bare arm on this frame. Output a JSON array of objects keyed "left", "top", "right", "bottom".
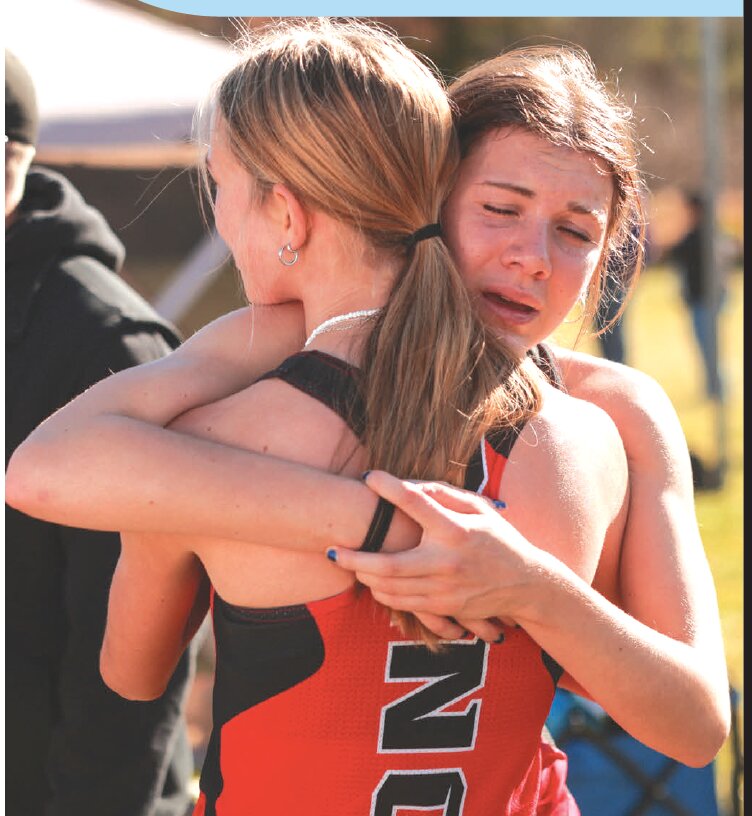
[
  {"left": 5, "top": 302, "right": 419, "bottom": 551},
  {"left": 331, "top": 390, "right": 730, "bottom": 766},
  {"left": 100, "top": 532, "right": 209, "bottom": 701},
  {"left": 551, "top": 348, "right": 730, "bottom": 737}
]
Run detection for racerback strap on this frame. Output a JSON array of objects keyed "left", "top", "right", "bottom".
[
  {"left": 528, "top": 342, "right": 566, "bottom": 391},
  {"left": 256, "top": 350, "right": 366, "bottom": 439},
  {"left": 257, "top": 345, "right": 563, "bottom": 493}
]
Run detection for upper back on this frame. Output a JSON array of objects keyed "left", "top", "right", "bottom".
[
  {"left": 174, "top": 351, "right": 368, "bottom": 607},
  {"left": 499, "top": 381, "right": 629, "bottom": 593}
]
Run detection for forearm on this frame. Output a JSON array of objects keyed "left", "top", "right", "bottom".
[
  {"left": 517, "top": 555, "right": 730, "bottom": 767},
  {"left": 8, "top": 414, "right": 419, "bottom": 552}
]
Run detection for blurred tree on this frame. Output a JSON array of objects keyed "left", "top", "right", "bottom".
[{"left": 106, "top": 4, "right": 743, "bottom": 201}]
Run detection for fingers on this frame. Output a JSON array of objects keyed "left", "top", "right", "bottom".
[
  {"left": 370, "top": 589, "right": 433, "bottom": 613},
  {"left": 406, "top": 613, "right": 507, "bottom": 646},
  {"left": 363, "top": 471, "right": 463, "bottom": 532},
  {"left": 412, "top": 480, "right": 504, "bottom": 516},
  {"left": 455, "top": 617, "right": 506, "bottom": 644},
  {"left": 328, "top": 546, "right": 434, "bottom": 579},
  {"left": 414, "top": 613, "right": 466, "bottom": 641},
  {"left": 355, "top": 571, "right": 439, "bottom": 598}
]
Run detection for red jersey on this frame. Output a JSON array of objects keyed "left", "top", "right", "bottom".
[{"left": 194, "top": 351, "right": 575, "bottom": 816}]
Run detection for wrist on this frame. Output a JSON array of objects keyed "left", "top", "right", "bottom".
[
  {"left": 324, "top": 479, "right": 419, "bottom": 552},
  {"left": 381, "top": 507, "right": 421, "bottom": 553},
  {"left": 511, "top": 549, "right": 571, "bottom": 627}
]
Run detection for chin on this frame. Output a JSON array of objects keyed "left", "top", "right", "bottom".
[{"left": 481, "top": 316, "right": 535, "bottom": 355}]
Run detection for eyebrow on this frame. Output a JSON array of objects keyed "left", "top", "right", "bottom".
[{"left": 480, "top": 181, "right": 605, "bottom": 218}]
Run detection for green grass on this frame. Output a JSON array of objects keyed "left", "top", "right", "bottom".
[{"left": 555, "top": 266, "right": 744, "bottom": 814}]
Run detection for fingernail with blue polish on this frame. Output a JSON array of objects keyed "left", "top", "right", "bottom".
[
  {"left": 491, "top": 499, "right": 507, "bottom": 510},
  {"left": 361, "top": 471, "right": 371, "bottom": 481},
  {"left": 326, "top": 548, "right": 338, "bottom": 562},
  {"left": 494, "top": 632, "right": 506, "bottom": 644}
]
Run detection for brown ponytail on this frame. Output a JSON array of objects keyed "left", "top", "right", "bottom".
[{"left": 207, "top": 18, "right": 541, "bottom": 648}]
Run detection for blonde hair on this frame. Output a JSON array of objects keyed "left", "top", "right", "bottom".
[
  {"left": 450, "top": 44, "right": 646, "bottom": 331},
  {"left": 205, "top": 19, "right": 542, "bottom": 646}
]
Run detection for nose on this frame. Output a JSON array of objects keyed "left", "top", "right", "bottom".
[{"left": 500, "top": 221, "right": 552, "bottom": 280}]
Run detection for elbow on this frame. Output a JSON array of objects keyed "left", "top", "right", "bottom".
[
  {"left": 673, "top": 697, "right": 732, "bottom": 768},
  {"left": 5, "top": 444, "right": 48, "bottom": 517},
  {"left": 99, "top": 649, "right": 167, "bottom": 702},
  {"left": 679, "top": 741, "right": 727, "bottom": 769},
  {"left": 7, "top": 438, "right": 79, "bottom": 524},
  {"left": 690, "top": 713, "right": 731, "bottom": 768}
]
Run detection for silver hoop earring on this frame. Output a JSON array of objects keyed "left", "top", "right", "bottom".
[{"left": 278, "top": 243, "right": 299, "bottom": 267}]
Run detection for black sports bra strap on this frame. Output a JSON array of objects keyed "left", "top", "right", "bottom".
[
  {"left": 256, "top": 351, "right": 366, "bottom": 438},
  {"left": 528, "top": 342, "right": 566, "bottom": 391}
]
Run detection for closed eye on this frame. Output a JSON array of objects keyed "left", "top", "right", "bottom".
[
  {"left": 483, "top": 204, "right": 517, "bottom": 216},
  {"left": 560, "top": 226, "right": 593, "bottom": 243}
]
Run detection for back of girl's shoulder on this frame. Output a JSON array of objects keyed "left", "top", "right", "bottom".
[
  {"left": 506, "top": 385, "right": 627, "bottom": 524},
  {"left": 523, "top": 384, "right": 626, "bottom": 468},
  {"left": 551, "top": 345, "right": 670, "bottom": 411}
]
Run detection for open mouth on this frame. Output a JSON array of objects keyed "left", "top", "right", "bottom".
[
  {"left": 483, "top": 292, "right": 537, "bottom": 315},
  {"left": 479, "top": 291, "right": 541, "bottom": 331}
]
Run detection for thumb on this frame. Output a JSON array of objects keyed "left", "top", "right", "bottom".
[{"left": 364, "top": 471, "right": 458, "bottom": 534}]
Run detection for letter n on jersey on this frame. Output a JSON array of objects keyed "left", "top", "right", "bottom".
[{"left": 378, "top": 639, "right": 489, "bottom": 753}]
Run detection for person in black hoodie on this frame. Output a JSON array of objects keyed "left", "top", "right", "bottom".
[{"left": 5, "top": 49, "right": 195, "bottom": 816}]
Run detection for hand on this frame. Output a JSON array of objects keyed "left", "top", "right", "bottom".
[
  {"left": 328, "top": 471, "right": 545, "bottom": 632},
  {"left": 411, "top": 611, "right": 506, "bottom": 645}
]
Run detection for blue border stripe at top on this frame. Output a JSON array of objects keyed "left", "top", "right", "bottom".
[{"left": 137, "top": 0, "right": 743, "bottom": 16}]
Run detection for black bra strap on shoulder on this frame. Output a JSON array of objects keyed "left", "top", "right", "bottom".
[
  {"left": 485, "top": 423, "right": 523, "bottom": 461},
  {"left": 528, "top": 342, "right": 566, "bottom": 392},
  {"left": 256, "top": 351, "right": 366, "bottom": 438}
]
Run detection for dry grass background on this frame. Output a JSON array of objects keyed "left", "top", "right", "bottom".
[{"left": 554, "top": 265, "right": 744, "bottom": 815}]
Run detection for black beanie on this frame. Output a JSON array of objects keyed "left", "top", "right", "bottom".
[{"left": 5, "top": 49, "right": 39, "bottom": 147}]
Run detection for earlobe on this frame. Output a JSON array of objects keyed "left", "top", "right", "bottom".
[{"left": 271, "top": 183, "right": 309, "bottom": 251}]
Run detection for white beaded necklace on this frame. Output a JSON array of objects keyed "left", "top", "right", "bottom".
[{"left": 304, "top": 308, "right": 381, "bottom": 348}]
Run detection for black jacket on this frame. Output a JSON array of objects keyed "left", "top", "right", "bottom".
[{"left": 6, "top": 167, "right": 193, "bottom": 816}]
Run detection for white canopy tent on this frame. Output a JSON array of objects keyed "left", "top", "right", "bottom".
[
  {"left": 5, "top": 0, "right": 239, "bottom": 166},
  {"left": 5, "top": 0, "right": 236, "bottom": 321}
]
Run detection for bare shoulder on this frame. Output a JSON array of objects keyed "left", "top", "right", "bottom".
[
  {"left": 525, "top": 380, "right": 626, "bottom": 453},
  {"left": 549, "top": 345, "right": 692, "bottom": 485},
  {"left": 166, "top": 363, "right": 362, "bottom": 605},
  {"left": 170, "top": 367, "right": 364, "bottom": 476},
  {"left": 501, "top": 383, "right": 629, "bottom": 582},
  {"left": 550, "top": 346, "right": 680, "bottom": 431}
]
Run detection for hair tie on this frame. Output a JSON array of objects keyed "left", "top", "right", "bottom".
[{"left": 405, "top": 222, "right": 442, "bottom": 247}]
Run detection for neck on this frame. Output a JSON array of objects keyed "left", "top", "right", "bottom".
[
  {"left": 304, "top": 306, "right": 381, "bottom": 347},
  {"left": 300, "top": 282, "right": 393, "bottom": 359},
  {"left": 291, "top": 213, "right": 399, "bottom": 358},
  {"left": 299, "top": 255, "right": 395, "bottom": 341}
]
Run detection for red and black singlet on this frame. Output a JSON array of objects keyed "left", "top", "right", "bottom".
[{"left": 195, "top": 350, "right": 568, "bottom": 816}]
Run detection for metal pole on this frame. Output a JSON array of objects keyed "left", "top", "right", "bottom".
[
  {"left": 152, "top": 230, "right": 229, "bottom": 325},
  {"left": 701, "top": 17, "right": 727, "bottom": 479}
]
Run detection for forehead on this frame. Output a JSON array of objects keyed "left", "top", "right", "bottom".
[{"left": 462, "top": 128, "right": 613, "bottom": 209}]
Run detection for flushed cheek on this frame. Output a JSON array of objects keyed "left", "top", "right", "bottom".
[{"left": 452, "top": 239, "right": 491, "bottom": 293}]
